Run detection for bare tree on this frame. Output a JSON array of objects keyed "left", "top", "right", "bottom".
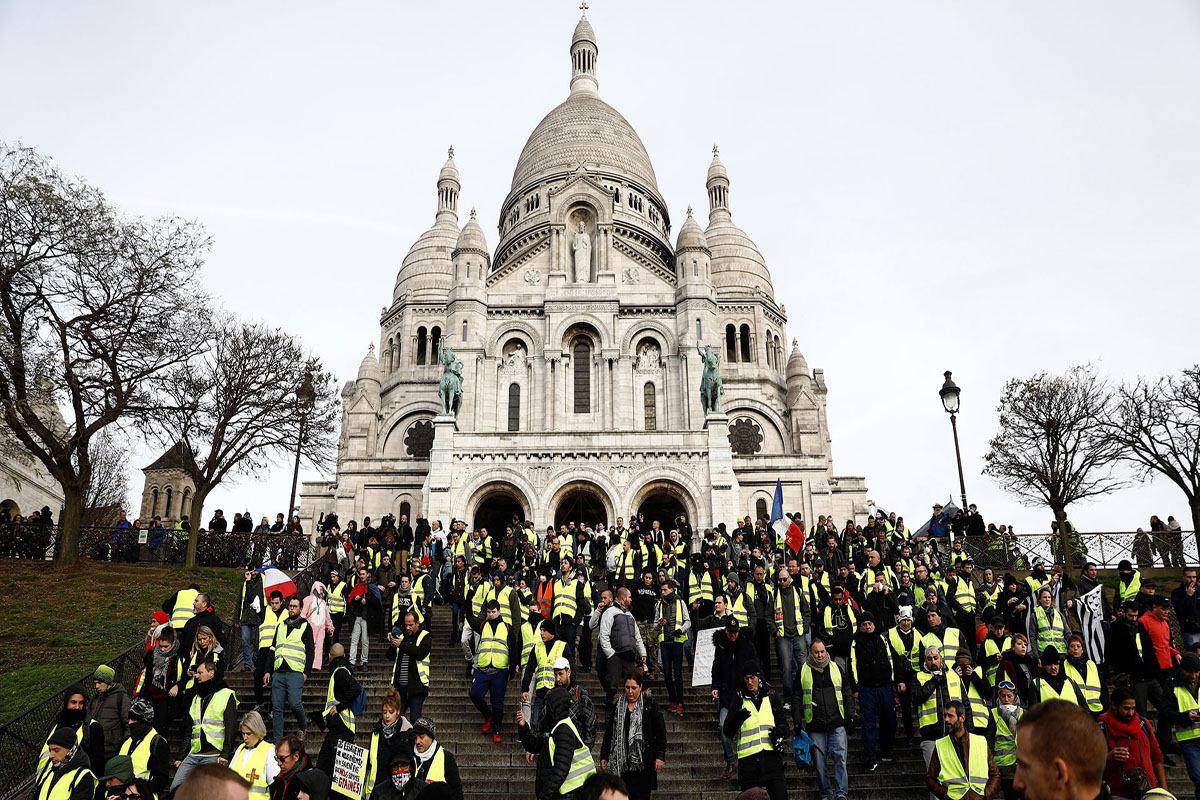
[
  {"left": 0, "top": 144, "right": 210, "bottom": 563},
  {"left": 1109, "top": 366, "right": 1200, "bottom": 551},
  {"left": 81, "top": 429, "right": 131, "bottom": 525},
  {"left": 158, "top": 319, "right": 339, "bottom": 567},
  {"left": 983, "top": 365, "right": 1129, "bottom": 565}
]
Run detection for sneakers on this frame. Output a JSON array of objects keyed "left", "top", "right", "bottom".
[
  {"left": 674, "top": 704, "right": 684, "bottom": 717},
  {"left": 482, "top": 718, "right": 492, "bottom": 734},
  {"left": 782, "top": 702, "right": 792, "bottom": 712},
  {"left": 492, "top": 732, "right": 503, "bottom": 744},
  {"left": 721, "top": 764, "right": 736, "bottom": 780},
  {"left": 667, "top": 703, "right": 678, "bottom": 714},
  {"left": 868, "top": 762, "right": 879, "bottom": 772},
  {"left": 881, "top": 755, "right": 895, "bottom": 763}
]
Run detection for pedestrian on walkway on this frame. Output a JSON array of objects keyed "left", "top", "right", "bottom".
[
  {"left": 236, "top": 570, "right": 266, "bottom": 671},
  {"left": 89, "top": 665, "right": 130, "bottom": 763},
  {"left": 266, "top": 596, "right": 313, "bottom": 744},
  {"left": 471, "top": 599, "right": 517, "bottom": 744},
  {"left": 851, "top": 612, "right": 896, "bottom": 770},
  {"left": 654, "top": 579, "right": 689, "bottom": 716},
  {"left": 1099, "top": 687, "right": 1166, "bottom": 800},
  {"left": 412, "top": 717, "right": 464, "bottom": 800},
  {"left": 316, "top": 643, "right": 360, "bottom": 776},
  {"left": 600, "top": 669, "right": 666, "bottom": 800},
  {"left": 169, "top": 660, "right": 238, "bottom": 794},
  {"left": 388, "top": 611, "right": 431, "bottom": 721},
  {"left": 37, "top": 683, "right": 106, "bottom": 782},
  {"left": 35, "top": 726, "right": 97, "bottom": 800},
  {"left": 723, "top": 660, "right": 791, "bottom": 800},
  {"left": 362, "top": 688, "right": 414, "bottom": 799},
  {"left": 228, "top": 710, "right": 277, "bottom": 796},
  {"left": 771, "top": 567, "right": 809, "bottom": 712},
  {"left": 116, "top": 699, "right": 170, "bottom": 797},
  {"left": 518, "top": 687, "right": 596, "bottom": 800},
  {"left": 925, "top": 700, "right": 1000, "bottom": 800},
  {"left": 347, "top": 566, "right": 383, "bottom": 668},
  {"left": 301, "top": 581, "right": 335, "bottom": 670}
]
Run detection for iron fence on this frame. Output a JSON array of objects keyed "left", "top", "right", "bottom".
[
  {"left": 0, "top": 523, "right": 315, "bottom": 570},
  {"left": 950, "top": 530, "right": 1197, "bottom": 572}
]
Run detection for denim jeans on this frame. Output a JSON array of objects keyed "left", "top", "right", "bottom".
[
  {"left": 717, "top": 704, "right": 736, "bottom": 765},
  {"left": 469, "top": 668, "right": 508, "bottom": 733},
  {"left": 557, "top": 621, "right": 578, "bottom": 669},
  {"left": 858, "top": 685, "right": 896, "bottom": 761},
  {"left": 660, "top": 642, "right": 684, "bottom": 705},
  {"left": 1181, "top": 740, "right": 1200, "bottom": 800},
  {"left": 774, "top": 633, "right": 808, "bottom": 704},
  {"left": 169, "top": 753, "right": 218, "bottom": 793},
  {"left": 272, "top": 671, "right": 307, "bottom": 742},
  {"left": 398, "top": 686, "right": 424, "bottom": 722},
  {"left": 241, "top": 624, "right": 257, "bottom": 669},
  {"left": 809, "top": 727, "right": 849, "bottom": 799},
  {"left": 349, "top": 617, "right": 370, "bottom": 665}
]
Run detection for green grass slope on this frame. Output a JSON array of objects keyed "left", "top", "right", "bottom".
[{"left": 0, "top": 560, "right": 243, "bottom": 723}]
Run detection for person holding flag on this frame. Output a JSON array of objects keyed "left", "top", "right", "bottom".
[{"left": 769, "top": 479, "right": 805, "bottom": 559}]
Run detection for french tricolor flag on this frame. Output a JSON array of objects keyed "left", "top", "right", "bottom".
[
  {"left": 770, "top": 479, "right": 805, "bottom": 556},
  {"left": 254, "top": 566, "right": 298, "bottom": 599}
]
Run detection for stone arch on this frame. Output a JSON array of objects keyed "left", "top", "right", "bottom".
[
  {"left": 625, "top": 477, "right": 699, "bottom": 533},
  {"left": 393, "top": 493, "right": 419, "bottom": 520},
  {"left": 381, "top": 404, "right": 442, "bottom": 458},
  {"left": 748, "top": 488, "right": 775, "bottom": 524},
  {"left": 546, "top": 475, "right": 616, "bottom": 528},
  {"left": 463, "top": 479, "right": 534, "bottom": 537},
  {"left": 1, "top": 498, "right": 20, "bottom": 517},
  {"left": 620, "top": 319, "right": 675, "bottom": 355},
  {"left": 553, "top": 315, "right": 611, "bottom": 353},
  {"left": 552, "top": 186, "right": 614, "bottom": 228},
  {"left": 486, "top": 320, "right": 543, "bottom": 358},
  {"left": 724, "top": 399, "right": 790, "bottom": 453}
]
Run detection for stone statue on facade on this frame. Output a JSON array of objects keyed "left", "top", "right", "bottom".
[
  {"left": 572, "top": 221, "right": 591, "bottom": 282},
  {"left": 697, "top": 343, "right": 723, "bottom": 414},
  {"left": 635, "top": 343, "right": 660, "bottom": 371},
  {"left": 437, "top": 343, "right": 464, "bottom": 417}
]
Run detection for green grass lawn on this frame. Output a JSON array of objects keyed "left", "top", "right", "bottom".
[{"left": 0, "top": 559, "right": 244, "bottom": 723}]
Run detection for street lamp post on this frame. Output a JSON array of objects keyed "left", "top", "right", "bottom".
[
  {"left": 939, "top": 370, "right": 968, "bottom": 510},
  {"left": 287, "top": 372, "right": 316, "bottom": 525}
]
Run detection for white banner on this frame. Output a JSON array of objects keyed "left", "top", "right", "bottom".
[
  {"left": 691, "top": 627, "right": 718, "bottom": 686},
  {"left": 331, "top": 740, "right": 367, "bottom": 799},
  {"left": 1077, "top": 584, "right": 1107, "bottom": 663}
]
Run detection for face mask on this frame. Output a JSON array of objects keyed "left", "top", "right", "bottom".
[
  {"left": 392, "top": 770, "right": 411, "bottom": 790},
  {"left": 999, "top": 703, "right": 1018, "bottom": 715}
]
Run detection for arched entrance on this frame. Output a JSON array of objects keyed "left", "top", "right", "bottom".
[
  {"left": 637, "top": 492, "right": 687, "bottom": 531},
  {"left": 469, "top": 483, "right": 528, "bottom": 538},
  {"left": 552, "top": 485, "right": 610, "bottom": 529}
]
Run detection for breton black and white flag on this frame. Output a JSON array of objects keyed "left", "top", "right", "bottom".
[{"left": 1077, "top": 584, "right": 1107, "bottom": 662}]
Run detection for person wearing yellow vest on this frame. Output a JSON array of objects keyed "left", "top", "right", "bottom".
[
  {"left": 1161, "top": 653, "right": 1200, "bottom": 799},
  {"left": 978, "top": 617, "right": 1012, "bottom": 691},
  {"left": 251, "top": 592, "right": 285, "bottom": 711},
  {"left": 924, "top": 700, "right": 999, "bottom": 800},
  {"left": 265, "top": 596, "right": 313, "bottom": 744},
  {"left": 951, "top": 650, "right": 993, "bottom": 734},
  {"left": 891, "top": 607, "right": 924, "bottom": 744},
  {"left": 1117, "top": 560, "right": 1143, "bottom": 607},
  {"left": 361, "top": 688, "right": 415, "bottom": 799},
  {"left": 772, "top": 567, "right": 810, "bottom": 712},
  {"left": 1032, "top": 647, "right": 1085, "bottom": 706},
  {"left": 162, "top": 584, "right": 201, "bottom": 632},
  {"left": 168, "top": 660, "right": 237, "bottom": 794},
  {"left": 725, "top": 659, "right": 792, "bottom": 800},
  {"left": 990, "top": 682, "right": 1022, "bottom": 800},
  {"left": 553, "top": 568, "right": 590, "bottom": 671},
  {"left": 522, "top": 621, "right": 567, "bottom": 731},
  {"left": 912, "top": 646, "right": 966, "bottom": 789},
  {"left": 516, "top": 686, "right": 594, "bottom": 799},
  {"left": 117, "top": 699, "right": 170, "bottom": 797},
  {"left": 327, "top": 570, "right": 348, "bottom": 645},
  {"left": 314, "top": 644, "right": 360, "bottom": 776},
  {"left": 852, "top": 613, "right": 898, "bottom": 770},
  {"left": 228, "top": 709, "right": 277, "bottom": 796},
  {"left": 471, "top": 600, "right": 518, "bottom": 744},
  {"left": 388, "top": 611, "right": 431, "bottom": 722},
  {"left": 35, "top": 726, "right": 97, "bottom": 800},
  {"left": 412, "top": 717, "right": 465, "bottom": 799},
  {"left": 1063, "top": 635, "right": 1104, "bottom": 715},
  {"left": 655, "top": 578, "right": 691, "bottom": 716},
  {"left": 923, "top": 609, "right": 964, "bottom": 663},
  {"left": 1031, "top": 589, "right": 1071, "bottom": 659}
]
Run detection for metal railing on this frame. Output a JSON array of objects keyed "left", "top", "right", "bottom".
[
  {"left": 0, "top": 523, "right": 315, "bottom": 570},
  {"left": 945, "top": 530, "right": 1197, "bottom": 571}
]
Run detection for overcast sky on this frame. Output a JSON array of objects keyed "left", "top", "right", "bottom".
[{"left": 3, "top": 0, "right": 1198, "bottom": 534}]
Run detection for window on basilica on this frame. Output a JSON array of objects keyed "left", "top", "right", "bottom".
[{"left": 728, "top": 417, "right": 764, "bottom": 455}]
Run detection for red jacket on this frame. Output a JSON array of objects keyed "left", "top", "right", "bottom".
[
  {"left": 1098, "top": 709, "right": 1162, "bottom": 798},
  {"left": 1138, "top": 612, "right": 1178, "bottom": 671}
]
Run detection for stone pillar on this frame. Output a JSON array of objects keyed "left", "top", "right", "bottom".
[
  {"left": 421, "top": 415, "right": 457, "bottom": 526},
  {"left": 704, "top": 412, "right": 741, "bottom": 539}
]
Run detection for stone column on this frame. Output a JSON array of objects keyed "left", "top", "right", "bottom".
[
  {"left": 422, "top": 416, "right": 458, "bottom": 525},
  {"left": 704, "top": 412, "right": 741, "bottom": 538}
]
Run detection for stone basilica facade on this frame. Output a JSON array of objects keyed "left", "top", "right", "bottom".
[{"left": 299, "top": 11, "right": 868, "bottom": 539}]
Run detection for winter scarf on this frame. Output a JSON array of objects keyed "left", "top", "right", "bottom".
[
  {"left": 609, "top": 693, "right": 645, "bottom": 776},
  {"left": 808, "top": 649, "right": 831, "bottom": 671},
  {"left": 151, "top": 641, "right": 179, "bottom": 690}
]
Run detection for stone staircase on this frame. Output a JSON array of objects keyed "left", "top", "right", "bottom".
[{"left": 214, "top": 606, "right": 1194, "bottom": 799}]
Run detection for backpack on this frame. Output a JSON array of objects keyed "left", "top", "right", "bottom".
[
  {"left": 610, "top": 611, "right": 638, "bottom": 655},
  {"left": 343, "top": 668, "right": 368, "bottom": 717},
  {"left": 792, "top": 730, "right": 816, "bottom": 769},
  {"left": 569, "top": 685, "right": 598, "bottom": 747}
]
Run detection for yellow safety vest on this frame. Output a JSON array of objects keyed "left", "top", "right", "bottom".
[
  {"left": 935, "top": 733, "right": 989, "bottom": 800},
  {"left": 800, "top": 663, "right": 845, "bottom": 725},
  {"left": 1119, "top": 573, "right": 1142, "bottom": 604},
  {"left": 273, "top": 622, "right": 307, "bottom": 672},
  {"left": 552, "top": 579, "right": 578, "bottom": 621},
  {"left": 422, "top": 746, "right": 448, "bottom": 784},
  {"left": 1174, "top": 685, "right": 1200, "bottom": 742},
  {"left": 1033, "top": 606, "right": 1068, "bottom": 655},
  {"left": 964, "top": 681, "right": 989, "bottom": 730},
  {"left": 981, "top": 636, "right": 1012, "bottom": 687},
  {"left": 533, "top": 640, "right": 566, "bottom": 692},
  {"left": 772, "top": 585, "right": 806, "bottom": 636},
  {"left": 520, "top": 621, "right": 539, "bottom": 668},
  {"left": 548, "top": 718, "right": 596, "bottom": 794},
  {"left": 328, "top": 582, "right": 347, "bottom": 615},
  {"left": 488, "top": 585, "right": 515, "bottom": 628},
  {"left": 736, "top": 694, "right": 778, "bottom": 758},
  {"left": 689, "top": 573, "right": 714, "bottom": 605},
  {"left": 259, "top": 608, "right": 283, "bottom": 651},
  {"left": 889, "top": 627, "right": 923, "bottom": 672},
  {"left": 37, "top": 725, "right": 83, "bottom": 780},
  {"left": 1065, "top": 660, "right": 1102, "bottom": 713},
  {"left": 118, "top": 731, "right": 160, "bottom": 779},
  {"left": 171, "top": 589, "right": 199, "bottom": 630},
  {"left": 951, "top": 579, "right": 977, "bottom": 611},
  {"left": 917, "top": 670, "right": 963, "bottom": 729},
  {"left": 478, "top": 620, "right": 511, "bottom": 670},
  {"left": 188, "top": 687, "right": 237, "bottom": 753},
  {"left": 823, "top": 605, "right": 858, "bottom": 635},
  {"left": 1036, "top": 677, "right": 1082, "bottom": 706},
  {"left": 399, "top": 630, "right": 431, "bottom": 688},
  {"left": 991, "top": 707, "right": 1021, "bottom": 766},
  {"left": 924, "top": 628, "right": 963, "bottom": 661},
  {"left": 656, "top": 597, "right": 688, "bottom": 643},
  {"left": 184, "top": 648, "right": 221, "bottom": 691},
  {"left": 230, "top": 740, "right": 272, "bottom": 795},
  {"left": 729, "top": 593, "right": 750, "bottom": 628},
  {"left": 35, "top": 767, "right": 96, "bottom": 800},
  {"left": 325, "top": 665, "right": 355, "bottom": 732}
]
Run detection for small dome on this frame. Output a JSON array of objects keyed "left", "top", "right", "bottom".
[
  {"left": 393, "top": 216, "right": 459, "bottom": 302},
  {"left": 706, "top": 215, "right": 772, "bottom": 296},
  {"left": 357, "top": 343, "right": 381, "bottom": 385},
  {"left": 455, "top": 208, "right": 489, "bottom": 254},
  {"left": 439, "top": 147, "right": 460, "bottom": 185},
  {"left": 786, "top": 339, "right": 810, "bottom": 382},
  {"left": 572, "top": 15, "right": 597, "bottom": 48},
  {"left": 707, "top": 145, "right": 728, "bottom": 184},
  {"left": 675, "top": 205, "right": 708, "bottom": 251}
]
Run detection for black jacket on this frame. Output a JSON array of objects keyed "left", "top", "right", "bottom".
[
  {"left": 600, "top": 694, "right": 668, "bottom": 788},
  {"left": 122, "top": 724, "right": 172, "bottom": 796},
  {"left": 712, "top": 630, "right": 757, "bottom": 709},
  {"left": 390, "top": 631, "right": 432, "bottom": 696},
  {"left": 236, "top": 575, "right": 266, "bottom": 626},
  {"left": 47, "top": 683, "right": 106, "bottom": 778},
  {"left": 721, "top": 686, "right": 790, "bottom": 783},
  {"left": 413, "top": 743, "right": 463, "bottom": 800},
  {"left": 35, "top": 740, "right": 95, "bottom": 800},
  {"left": 851, "top": 631, "right": 893, "bottom": 688},
  {"left": 518, "top": 690, "right": 586, "bottom": 800}
]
